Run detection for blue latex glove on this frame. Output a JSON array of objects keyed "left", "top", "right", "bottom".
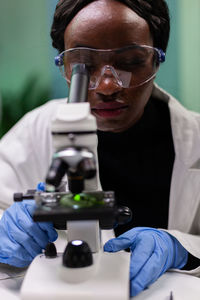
[
  {"left": 0, "top": 200, "right": 58, "bottom": 268},
  {"left": 104, "top": 227, "right": 188, "bottom": 297}
]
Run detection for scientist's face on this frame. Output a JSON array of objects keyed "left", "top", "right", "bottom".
[{"left": 64, "top": 0, "right": 154, "bottom": 132}]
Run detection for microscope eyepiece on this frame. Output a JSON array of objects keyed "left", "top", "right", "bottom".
[{"left": 68, "top": 63, "right": 89, "bottom": 103}]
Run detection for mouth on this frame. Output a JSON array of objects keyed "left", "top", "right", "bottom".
[{"left": 91, "top": 101, "right": 128, "bottom": 118}]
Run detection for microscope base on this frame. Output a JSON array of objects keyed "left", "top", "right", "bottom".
[{"left": 20, "top": 251, "right": 130, "bottom": 300}]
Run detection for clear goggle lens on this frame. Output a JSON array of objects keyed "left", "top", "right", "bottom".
[{"left": 55, "top": 45, "right": 165, "bottom": 89}]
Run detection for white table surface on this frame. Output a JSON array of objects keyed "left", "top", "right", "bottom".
[
  {"left": 0, "top": 266, "right": 200, "bottom": 300},
  {"left": 134, "top": 271, "right": 200, "bottom": 300}
]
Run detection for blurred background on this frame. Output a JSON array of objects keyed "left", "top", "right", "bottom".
[{"left": 0, "top": 0, "right": 200, "bottom": 137}]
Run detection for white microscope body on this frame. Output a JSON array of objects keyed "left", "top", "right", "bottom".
[{"left": 19, "top": 65, "right": 131, "bottom": 300}]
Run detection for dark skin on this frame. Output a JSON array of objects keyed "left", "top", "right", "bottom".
[{"left": 64, "top": 0, "right": 154, "bottom": 132}]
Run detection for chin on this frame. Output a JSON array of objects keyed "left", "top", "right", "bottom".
[
  {"left": 97, "top": 124, "right": 127, "bottom": 133},
  {"left": 97, "top": 117, "right": 137, "bottom": 132}
]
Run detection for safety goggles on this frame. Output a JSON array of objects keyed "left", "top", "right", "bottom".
[{"left": 55, "top": 45, "right": 165, "bottom": 89}]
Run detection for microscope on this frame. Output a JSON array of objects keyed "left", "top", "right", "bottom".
[{"left": 15, "top": 64, "right": 132, "bottom": 300}]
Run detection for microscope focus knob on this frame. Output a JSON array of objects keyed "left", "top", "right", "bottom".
[
  {"left": 63, "top": 240, "right": 93, "bottom": 268},
  {"left": 116, "top": 205, "right": 132, "bottom": 225},
  {"left": 45, "top": 242, "right": 57, "bottom": 258}
]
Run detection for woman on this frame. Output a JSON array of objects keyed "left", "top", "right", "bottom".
[{"left": 0, "top": 0, "right": 199, "bottom": 297}]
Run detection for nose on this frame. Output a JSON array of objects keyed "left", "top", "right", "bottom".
[{"left": 94, "top": 66, "right": 123, "bottom": 96}]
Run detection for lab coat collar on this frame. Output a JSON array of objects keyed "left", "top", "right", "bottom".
[
  {"left": 152, "top": 84, "right": 200, "bottom": 170},
  {"left": 152, "top": 84, "right": 200, "bottom": 231}
]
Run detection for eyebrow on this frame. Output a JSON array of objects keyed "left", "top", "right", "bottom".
[
  {"left": 70, "top": 42, "right": 139, "bottom": 50},
  {"left": 72, "top": 44, "right": 97, "bottom": 49}
]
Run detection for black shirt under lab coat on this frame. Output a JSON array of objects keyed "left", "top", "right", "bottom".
[
  {"left": 97, "top": 96, "right": 199, "bottom": 269},
  {"left": 97, "top": 96, "right": 174, "bottom": 235}
]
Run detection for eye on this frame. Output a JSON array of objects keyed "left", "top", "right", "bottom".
[
  {"left": 116, "top": 58, "right": 146, "bottom": 71},
  {"left": 126, "top": 58, "right": 145, "bottom": 65}
]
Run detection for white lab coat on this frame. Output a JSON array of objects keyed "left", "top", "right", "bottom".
[{"left": 0, "top": 84, "right": 200, "bottom": 275}]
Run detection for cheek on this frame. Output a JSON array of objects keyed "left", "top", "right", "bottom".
[
  {"left": 122, "top": 83, "right": 153, "bottom": 111},
  {"left": 87, "top": 90, "right": 98, "bottom": 107}
]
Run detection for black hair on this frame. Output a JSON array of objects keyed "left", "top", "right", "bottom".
[{"left": 51, "top": 0, "right": 170, "bottom": 53}]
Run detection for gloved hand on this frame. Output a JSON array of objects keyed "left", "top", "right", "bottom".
[
  {"left": 104, "top": 227, "right": 188, "bottom": 297},
  {"left": 0, "top": 200, "right": 58, "bottom": 268}
]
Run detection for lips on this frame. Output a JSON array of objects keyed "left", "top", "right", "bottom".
[{"left": 91, "top": 101, "right": 128, "bottom": 118}]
